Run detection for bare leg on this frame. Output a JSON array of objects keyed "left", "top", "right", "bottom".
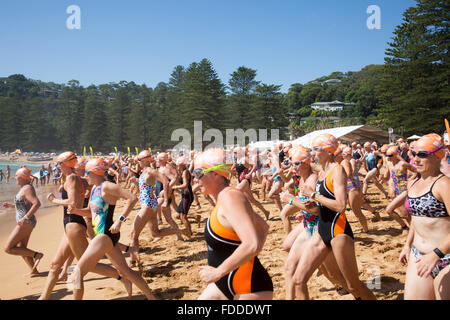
[
  {"left": 348, "top": 190, "right": 369, "bottom": 233},
  {"left": 280, "top": 203, "right": 299, "bottom": 235},
  {"left": 4, "top": 224, "right": 43, "bottom": 274},
  {"left": 330, "top": 235, "right": 376, "bottom": 300}
]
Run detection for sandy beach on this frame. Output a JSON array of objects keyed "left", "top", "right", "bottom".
[{"left": 0, "top": 170, "right": 407, "bottom": 300}]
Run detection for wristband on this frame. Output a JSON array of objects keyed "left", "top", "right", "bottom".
[
  {"left": 119, "top": 215, "right": 126, "bottom": 222},
  {"left": 288, "top": 198, "right": 294, "bottom": 206},
  {"left": 433, "top": 248, "right": 445, "bottom": 259}
]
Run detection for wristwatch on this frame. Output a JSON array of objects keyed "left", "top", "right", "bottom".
[
  {"left": 434, "top": 248, "right": 445, "bottom": 259},
  {"left": 119, "top": 215, "right": 126, "bottom": 222}
]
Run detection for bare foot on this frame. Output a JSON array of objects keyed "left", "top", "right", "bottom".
[
  {"left": 183, "top": 228, "right": 192, "bottom": 239},
  {"left": 32, "top": 252, "right": 44, "bottom": 273},
  {"left": 121, "top": 278, "right": 133, "bottom": 297},
  {"left": 129, "top": 246, "right": 140, "bottom": 266},
  {"left": 372, "top": 211, "right": 381, "bottom": 221}
]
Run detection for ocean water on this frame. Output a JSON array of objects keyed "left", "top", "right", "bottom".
[{"left": 0, "top": 161, "right": 60, "bottom": 238}]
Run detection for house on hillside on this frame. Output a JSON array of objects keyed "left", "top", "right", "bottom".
[
  {"left": 323, "top": 79, "right": 341, "bottom": 85},
  {"left": 310, "top": 100, "right": 355, "bottom": 111}
]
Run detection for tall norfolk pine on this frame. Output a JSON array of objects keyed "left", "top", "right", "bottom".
[{"left": 375, "top": 0, "right": 450, "bottom": 136}]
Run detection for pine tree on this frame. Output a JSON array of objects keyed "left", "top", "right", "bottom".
[{"left": 376, "top": 0, "right": 450, "bottom": 136}]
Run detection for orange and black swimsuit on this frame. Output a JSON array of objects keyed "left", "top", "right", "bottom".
[
  {"left": 315, "top": 165, "right": 353, "bottom": 247},
  {"left": 204, "top": 191, "right": 273, "bottom": 299}
]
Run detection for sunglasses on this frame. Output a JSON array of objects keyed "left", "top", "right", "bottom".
[
  {"left": 138, "top": 155, "right": 152, "bottom": 161},
  {"left": 56, "top": 161, "right": 63, "bottom": 166},
  {"left": 192, "top": 164, "right": 231, "bottom": 180},
  {"left": 411, "top": 145, "right": 444, "bottom": 159},
  {"left": 311, "top": 146, "right": 323, "bottom": 152},
  {"left": 386, "top": 154, "right": 395, "bottom": 158},
  {"left": 293, "top": 161, "right": 305, "bottom": 166}
]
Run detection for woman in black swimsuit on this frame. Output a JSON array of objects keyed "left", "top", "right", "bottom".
[
  {"left": 194, "top": 148, "right": 273, "bottom": 300},
  {"left": 293, "top": 134, "right": 376, "bottom": 300},
  {"left": 40, "top": 152, "right": 131, "bottom": 300}
]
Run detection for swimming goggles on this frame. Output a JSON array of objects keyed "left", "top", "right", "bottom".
[
  {"left": 192, "top": 164, "right": 232, "bottom": 179},
  {"left": 411, "top": 145, "right": 444, "bottom": 159}
]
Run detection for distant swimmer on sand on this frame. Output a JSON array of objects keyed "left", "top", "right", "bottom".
[
  {"left": 194, "top": 148, "right": 273, "bottom": 300},
  {"left": 2, "top": 167, "right": 44, "bottom": 275},
  {"left": 67, "top": 158, "right": 156, "bottom": 300},
  {"left": 128, "top": 150, "right": 187, "bottom": 267}
]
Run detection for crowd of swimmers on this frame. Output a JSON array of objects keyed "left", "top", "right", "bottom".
[{"left": 1, "top": 132, "right": 450, "bottom": 300}]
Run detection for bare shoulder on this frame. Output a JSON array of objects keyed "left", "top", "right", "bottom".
[
  {"left": 219, "top": 187, "right": 246, "bottom": 204},
  {"left": 436, "top": 175, "right": 450, "bottom": 189}
]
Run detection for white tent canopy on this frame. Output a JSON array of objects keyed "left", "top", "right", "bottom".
[
  {"left": 292, "top": 125, "right": 390, "bottom": 148},
  {"left": 249, "top": 140, "right": 285, "bottom": 150},
  {"left": 407, "top": 135, "right": 422, "bottom": 140}
]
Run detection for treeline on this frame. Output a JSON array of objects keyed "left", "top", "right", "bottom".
[
  {"left": 0, "top": 63, "right": 394, "bottom": 153},
  {"left": 0, "top": 0, "right": 447, "bottom": 153},
  {"left": 0, "top": 61, "right": 289, "bottom": 153}
]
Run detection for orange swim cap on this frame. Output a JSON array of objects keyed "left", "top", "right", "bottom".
[
  {"left": 415, "top": 133, "right": 445, "bottom": 159},
  {"left": 176, "top": 155, "right": 187, "bottom": 166},
  {"left": 138, "top": 150, "right": 153, "bottom": 163},
  {"left": 194, "top": 148, "right": 231, "bottom": 179},
  {"left": 57, "top": 151, "right": 77, "bottom": 168},
  {"left": 15, "top": 167, "right": 32, "bottom": 181},
  {"left": 342, "top": 146, "right": 352, "bottom": 155},
  {"left": 289, "top": 145, "right": 308, "bottom": 157},
  {"left": 386, "top": 146, "right": 399, "bottom": 156},
  {"left": 380, "top": 144, "right": 389, "bottom": 153},
  {"left": 291, "top": 148, "right": 311, "bottom": 164},
  {"left": 85, "top": 158, "right": 109, "bottom": 176},
  {"left": 75, "top": 157, "right": 88, "bottom": 170},
  {"left": 312, "top": 133, "right": 339, "bottom": 154},
  {"left": 157, "top": 152, "right": 169, "bottom": 161}
]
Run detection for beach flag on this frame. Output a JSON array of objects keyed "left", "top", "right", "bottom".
[
  {"left": 135, "top": 147, "right": 139, "bottom": 155},
  {"left": 445, "top": 119, "right": 449, "bottom": 136},
  {"left": 90, "top": 146, "right": 93, "bottom": 158},
  {"left": 148, "top": 147, "right": 151, "bottom": 152},
  {"left": 83, "top": 146, "right": 86, "bottom": 156},
  {"left": 127, "top": 146, "right": 131, "bottom": 156},
  {"left": 114, "top": 146, "right": 118, "bottom": 155}
]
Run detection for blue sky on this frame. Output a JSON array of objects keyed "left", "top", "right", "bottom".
[{"left": 0, "top": 0, "right": 416, "bottom": 92}]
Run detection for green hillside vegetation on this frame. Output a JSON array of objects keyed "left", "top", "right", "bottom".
[{"left": 0, "top": 0, "right": 448, "bottom": 153}]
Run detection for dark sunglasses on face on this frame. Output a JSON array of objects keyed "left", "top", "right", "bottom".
[
  {"left": 192, "top": 168, "right": 205, "bottom": 180},
  {"left": 386, "top": 154, "right": 394, "bottom": 158},
  {"left": 293, "top": 161, "right": 305, "bottom": 166},
  {"left": 411, "top": 145, "right": 444, "bottom": 159},
  {"left": 411, "top": 151, "right": 430, "bottom": 159}
]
